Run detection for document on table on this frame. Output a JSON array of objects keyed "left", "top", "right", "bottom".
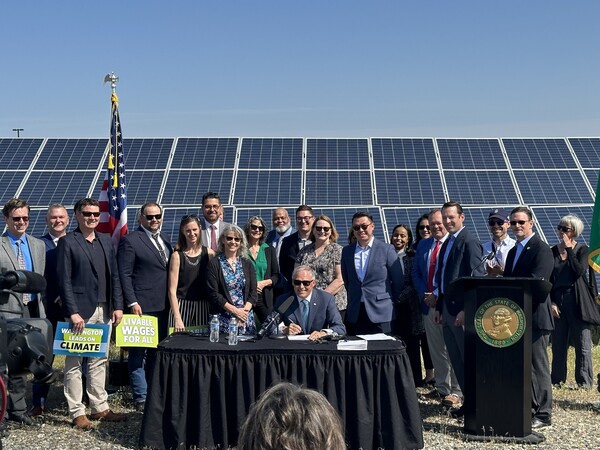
[
  {"left": 337, "top": 340, "right": 368, "bottom": 351},
  {"left": 356, "top": 333, "right": 397, "bottom": 341},
  {"left": 287, "top": 335, "right": 310, "bottom": 341}
]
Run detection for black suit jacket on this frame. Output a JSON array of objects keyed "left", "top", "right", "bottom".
[
  {"left": 435, "top": 227, "right": 483, "bottom": 316},
  {"left": 40, "top": 233, "right": 61, "bottom": 320},
  {"left": 57, "top": 229, "right": 124, "bottom": 320},
  {"left": 278, "top": 231, "right": 301, "bottom": 288},
  {"left": 206, "top": 256, "right": 258, "bottom": 310},
  {"left": 117, "top": 226, "right": 173, "bottom": 313},
  {"left": 254, "top": 245, "right": 280, "bottom": 322},
  {"left": 503, "top": 234, "right": 554, "bottom": 331}
]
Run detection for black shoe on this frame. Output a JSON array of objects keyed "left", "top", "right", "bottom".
[
  {"left": 531, "top": 417, "right": 551, "bottom": 429},
  {"left": 450, "top": 405, "right": 465, "bottom": 419},
  {"left": 7, "top": 414, "right": 39, "bottom": 427}
]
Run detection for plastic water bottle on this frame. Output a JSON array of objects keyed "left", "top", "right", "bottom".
[
  {"left": 228, "top": 318, "right": 238, "bottom": 346},
  {"left": 209, "top": 315, "right": 220, "bottom": 343}
]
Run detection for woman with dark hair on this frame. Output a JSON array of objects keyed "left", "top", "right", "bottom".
[
  {"left": 295, "top": 215, "right": 347, "bottom": 318},
  {"left": 392, "top": 223, "right": 434, "bottom": 387},
  {"left": 413, "top": 213, "right": 432, "bottom": 250},
  {"left": 207, "top": 224, "right": 258, "bottom": 335},
  {"left": 244, "top": 216, "right": 280, "bottom": 323},
  {"left": 168, "top": 215, "right": 215, "bottom": 332},
  {"left": 550, "top": 214, "right": 594, "bottom": 388}
]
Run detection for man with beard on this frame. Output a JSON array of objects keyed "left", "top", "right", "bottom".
[{"left": 266, "top": 208, "right": 294, "bottom": 258}]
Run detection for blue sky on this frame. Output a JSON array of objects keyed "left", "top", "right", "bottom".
[{"left": 2, "top": 1, "right": 599, "bottom": 138}]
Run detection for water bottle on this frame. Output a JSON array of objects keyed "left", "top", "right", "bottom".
[
  {"left": 209, "top": 315, "right": 220, "bottom": 343},
  {"left": 228, "top": 318, "right": 238, "bottom": 346}
]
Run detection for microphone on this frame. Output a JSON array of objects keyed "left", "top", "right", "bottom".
[
  {"left": 0, "top": 270, "right": 47, "bottom": 293},
  {"left": 470, "top": 250, "right": 496, "bottom": 276},
  {"left": 257, "top": 295, "right": 295, "bottom": 338}
]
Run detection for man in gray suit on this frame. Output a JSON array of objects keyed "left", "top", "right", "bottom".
[
  {"left": 200, "top": 192, "right": 230, "bottom": 251},
  {"left": 0, "top": 198, "right": 46, "bottom": 426},
  {"left": 341, "top": 212, "right": 404, "bottom": 335}
]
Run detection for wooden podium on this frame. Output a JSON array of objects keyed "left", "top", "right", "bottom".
[{"left": 449, "top": 276, "right": 552, "bottom": 443}]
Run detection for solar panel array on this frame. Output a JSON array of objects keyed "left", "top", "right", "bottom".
[{"left": 1, "top": 137, "right": 598, "bottom": 247}]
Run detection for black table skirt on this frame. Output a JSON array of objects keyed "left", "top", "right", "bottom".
[{"left": 139, "top": 334, "right": 424, "bottom": 450}]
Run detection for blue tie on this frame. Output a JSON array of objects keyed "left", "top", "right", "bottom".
[{"left": 301, "top": 299, "right": 309, "bottom": 332}]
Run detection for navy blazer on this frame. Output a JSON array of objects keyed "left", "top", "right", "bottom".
[
  {"left": 56, "top": 229, "right": 124, "bottom": 320},
  {"left": 273, "top": 289, "right": 346, "bottom": 336},
  {"left": 504, "top": 234, "right": 554, "bottom": 331},
  {"left": 117, "top": 226, "right": 173, "bottom": 313},
  {"left": 206, "top": 256, "right": 258, "bottom": 310},
  {"left": 40, "top": 233, "right": 61, "bottom": 309},
  {"left": 278, "top": 231, "right": 301, "bottom": 287},
  {"left": 341, "top": 238, "right": 404, "bottom": 325},
  {"left": 435, "top": 227, "right": 483, "bottom": 316},
  {"left": 412, "top": 237, "right": 435, "bottom": 314}
]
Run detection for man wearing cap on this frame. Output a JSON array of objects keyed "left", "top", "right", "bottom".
[{"left": 483, "top": 208, "right": 516, "bottom": 276}]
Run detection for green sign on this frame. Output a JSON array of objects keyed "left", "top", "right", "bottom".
[{"left": 115, "top": 314, "right": 159, "bottom": 348}]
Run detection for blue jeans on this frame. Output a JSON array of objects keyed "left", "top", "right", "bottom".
[{"left": 128, "top": 347, "right": 150, "bottom": 403}]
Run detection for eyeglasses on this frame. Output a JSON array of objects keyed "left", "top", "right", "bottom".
[
  {"left": 352, "top": 223, "right": 372, "bottom": 231},
  {"left": 296, "top": 216, "right": 314, "bottom": 223},
  {"left": 81, "top": 211, "right": 101, "bottom": 218},
  {"left": 418, "top": 225, "right": 430, "bottom": 231},
  {"left": 509, "top": 220, "right": 528, "bottom": 226},
  {"left": 225, "top": 236, "right": 241, "bottom": 243},
  {"left": 293, "top": 279, "right": 312, "bottom": 287},
  {"left": 557, "top": 225, "right": 573, "bottom": 233},
  {"left": 488, "top": 220, "right": 505, "bottom": 227},
  {"left": 145, "top": 214, "right": 162, "bottom": 221},
  {"left": 315, "top": 226, "right": 331, "bottom": 233},
  {"left": 250, "top": 224, "right": 265, "bottom": 232},
  {"left": 11, "top": 216, "right": 29, "bottom": 222}
]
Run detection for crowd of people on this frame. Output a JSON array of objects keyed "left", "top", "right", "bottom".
[{"left": 0, "top": 191, "right": 598, "bottom": 437}]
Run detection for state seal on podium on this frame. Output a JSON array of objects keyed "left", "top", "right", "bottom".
[{"left": 475, "top": 298, "right": 525, "bottom": 348}]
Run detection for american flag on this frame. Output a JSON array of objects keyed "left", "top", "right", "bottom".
[{"left": 97, "top": 92, "right": 128, "bottom": 248}]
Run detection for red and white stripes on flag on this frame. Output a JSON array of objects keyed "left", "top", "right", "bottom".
[{"left": 97, "top": 92, "right": 128, "bottom": 248}]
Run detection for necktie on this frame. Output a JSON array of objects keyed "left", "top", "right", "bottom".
[
  {"left": 210, "top": 225, "right": 218, "bottom": 251},
  {"left": 427, "top": 240, "right": 441, "bottom": 292},
  {"left": 152, "top": 233, "right": 168, "bottom": 266},
  {"left": 300, "top": 299, "right": 309, "bottom": 332},
  {"left": 512, "top": 242, "right": 523, "bottom": 269},
  {"left": 16, "top": 240, "right": 30, "bottom": 304}
]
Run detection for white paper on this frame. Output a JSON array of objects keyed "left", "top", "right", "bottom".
[
  {"left": 356, "top": 333, "right": 396, "bottom": 341},
  {"left": 287, "top": 335, "right": 310, "bottom": 341},
  {"left": 337, "top": 340, "right": 368, "bottom": 351}
]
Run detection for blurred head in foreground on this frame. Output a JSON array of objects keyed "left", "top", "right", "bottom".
[{"left": 237, "top": 382, "right": 346, "bottom": 450}]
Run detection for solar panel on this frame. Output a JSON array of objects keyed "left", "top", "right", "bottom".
[
  {"left": 531, "top": 206, "right": 593, "bottom": 245},
  {"left": 123, "top": 171, "right": 167, "bottom": 206},
  {"left": 305, "top": 171, "right": 373, "bottom": 205},
  {"left": 311, "top": 207, "right": 385, "bottom": 242},
  {"left": 513, "top": 170, "right": 592, "bottom": 204},
  {"left": 502, "top": 138, "right": 576, "bottom": 169},
  {"left": 171, "top": 138, "right": 238, "bottom": 169},
  {"left": 374, "top": 170, "right": 445, "bottom": 205},
  {"left": 584, "top": 169, "right": 598, "bottom": 189},
  {"left": 444, "top": 171, "right": 519, "bottom": 205},
  {"left": 0, "top": 138, "right": 43, "bottom": 170},
  {"left": 0, "top": 171, "right": 27, "bottom": 203},
  {"left": 306, "top": 139, "right": 370, "bottom": 170},
  {"left": 123, "top": 138, "right": 173, "bottom": 169},
  {"left": 568, "top": 138, "right": 600, "bottom": 168},
  {"left": 162, "top": 170, "right": 234, "bottom": 205},
  {"left": 233, "top": 171, "right": 302, "bottom": 206},
  {"left": 238, "top": 138, "right": 303, "bottom": 170},
  {"left": 19, "top": 171, "right": 98, "bottom": 207},
  {"left": 372, "top": 138, "right": 437, "bottom": 170},
  {"left": 437, "top": 139, "right": 506, "bottom": 170},
  {"left": 35, "top": 139, "right": 107, "bottom": 170}
]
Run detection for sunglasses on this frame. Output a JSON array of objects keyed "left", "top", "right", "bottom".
[
  {"left": 296, "top": 216, "right": 314, "bottom": 223},
  {"left": 509, "top": 220, "right": 528, "bottom": 226},
  {"left": 145, "top": 214, "right": 162, "bottom": 221},
  {"left": 11, "top": 216, "right": 29, "bottom": 222},
  {"left": 352, "top": 223, "right": 372, "bottom": 231},
  {"left": 418, "top": 225, "right": 430, "bottom": 231},
  {"left": 488, "top": 220, "right": 505, "bottom": 227},
  {"left": 250, "top": 224, "right": 265, "bottom": 232},
  {"left": 226, "top": 236, "right": 241, "bottom": 243},
  {"left": 293, "top": 279, "right": 312, "bottom": 287},
  {"left": 557, "top": 225, "right": 573, "bottom": 233},
  {"left": 315, "top": 226, "right": 331, "bottom": 233},
  {"left": 81, "top": 211, "right": 101, "bottom": 218}
]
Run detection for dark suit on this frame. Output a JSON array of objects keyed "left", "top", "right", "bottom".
[
  {"left": 40, "top": 233, "right": 62, "bottom": 330},
  {"left": 253, "top": 245, "right": 280, "bottom": 323},
  {"left": 504, "top": 233, "right": 554, "bottom": 422},
  {"left": 117, "top": 226, "right": 172, "bottom": 404},
  {"left": 273, "top": 289, "right": 346, "bottom": 336},
  {"left": 341, "top": 238, "right": 404, "bottom": 334},
  {"left": 56, "top": 228, "right": 124, "bottom": 420},
  {"left": 278, "top": 231, "right": 302, "bottom": 289},
  {"left": 0, "top": 232, "right": 46, "bottom": 419},
  {"left": 435, "top": 227, "right": 483, "bottom": 392}
]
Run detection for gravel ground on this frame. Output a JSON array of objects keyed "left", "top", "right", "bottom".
[{"left": 2, "top": 382, "right": 599, "bottom": 450}]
